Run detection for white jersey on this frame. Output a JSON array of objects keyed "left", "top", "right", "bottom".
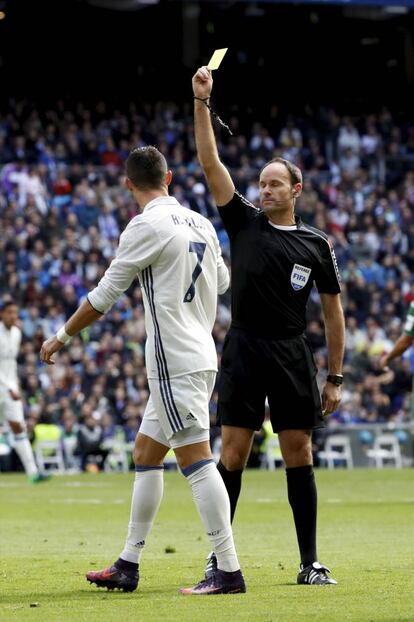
[
  {"left": 0, "top": 322, "right": 21, "bottom": 393},
  {"left": 88, "top": 195, "right": 229, "bottom": 379}
]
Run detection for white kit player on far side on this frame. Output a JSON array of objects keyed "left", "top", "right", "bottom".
[
  {"left": 40, "top": 146, "right": 246, "bottom": 595},
  {"left": 0, "top": 301, "right": 48, "bottom": 483}
]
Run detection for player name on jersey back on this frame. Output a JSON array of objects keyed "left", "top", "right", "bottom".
[{"left": 171, "top": 213, "right": 207, "bottom": 229}]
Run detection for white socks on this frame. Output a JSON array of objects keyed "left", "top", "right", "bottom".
[
  {"left": 120, "top": 466, "right": 164, "bottom": 564},
  {"left": 14, "top": 433, "right": 38, "bottom": 477},
  {"left": 184, "top": 459, "right": 240, "bottom": 573},
  {"left": 119, "top": 460, "right": 240, "bottom": 573}
]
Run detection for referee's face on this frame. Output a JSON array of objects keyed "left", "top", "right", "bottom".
[{"left": 259, "top": 163, "right": 296, "bottom": 215}]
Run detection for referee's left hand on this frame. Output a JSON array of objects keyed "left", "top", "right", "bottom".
[
  {"left": 192, "top": 66, "right": 213, "bottom": 100},
  {"left": 321, "top": 383, "right": 342, "bottom": 417},
  {"left": 40, "top": 336, "right": 64, "bottom": 365}
]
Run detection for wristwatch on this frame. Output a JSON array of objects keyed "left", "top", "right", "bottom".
[{"left": 326, "top": 374, "right": 343, "bottom": 386}]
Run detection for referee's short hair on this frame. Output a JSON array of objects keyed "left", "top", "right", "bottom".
[
  {"left": 261, "top": 157, "right": 302, "bottom": 187},
  {"left": 126, "top": 146, "right": 168, "bottom": 190}
]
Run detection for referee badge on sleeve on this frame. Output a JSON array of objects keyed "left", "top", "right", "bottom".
[{"left": 291, "top": 264, "right": 311, "bottom": 290}]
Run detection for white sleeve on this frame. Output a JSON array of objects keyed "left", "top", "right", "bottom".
[
  {"left": 0, "top": 371, "right": 14, "bottom": 391},
  {"left": 0, "top": 329, "right": 21, "bottom": 390},
  {"left": 16, "top": 328, "right": 22, "bottom": 350},
  {"left": 213, "top": 232, "right": 230, "bottom": 295},
  {"left": 217, "top": 256, "right": 230, "bottom": 295},
  {"left": 88, "top": 220, "right": 162, "bottom": 313}
]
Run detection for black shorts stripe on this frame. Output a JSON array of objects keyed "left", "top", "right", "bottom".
[
  {"left": 141, "top": 269, "right": 177, "bottom": 432},
  {"left": 142, "top": 267, "right": 183, "bottom": 432},
  {"left": 146, "top": 267, "right": 183, "bottom": 431},
  {"left": 142, "top": 268, "right": 180, "bottom": 433}
]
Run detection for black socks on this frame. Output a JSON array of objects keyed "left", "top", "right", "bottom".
[
  {"left": 217, "top": 459, "right": 318, "bottom": 566},
  {"left": 217, "top": 460, "right": 243, "bottom": 523},
  {"left": 286, "top": 465, "right": 317, "bottom": 567}
]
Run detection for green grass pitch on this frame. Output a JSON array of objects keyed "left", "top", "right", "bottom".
[{"left": 1, "top": 469, "right": 413, "bottom": 622}]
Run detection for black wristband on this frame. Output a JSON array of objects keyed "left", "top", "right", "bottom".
[{"left": 327, "top": 374, "right": 343, "bottom": 386}]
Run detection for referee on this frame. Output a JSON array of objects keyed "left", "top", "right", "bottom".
[{"left": 192, "top": 67, "right": 345, "bottom": 585}]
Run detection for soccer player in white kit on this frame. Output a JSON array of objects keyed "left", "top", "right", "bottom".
[
  {"left": 40, "top": 146, "right": 246, "bottom": 595},
  {"left": 0, "top": 301, "right": 48, "bottom": 482}
]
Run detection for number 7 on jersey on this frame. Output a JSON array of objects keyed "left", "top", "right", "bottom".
[{"left": 184, "top": 241, "right": 206, "bottom": 302}]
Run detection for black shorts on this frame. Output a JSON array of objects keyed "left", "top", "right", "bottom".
[{"left": 217, "top": 328, "right": 325, "bottom": 433}]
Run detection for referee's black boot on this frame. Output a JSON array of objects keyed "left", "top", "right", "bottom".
[{"left": 297, "top": 562, "right": 337, "bottom": 585}]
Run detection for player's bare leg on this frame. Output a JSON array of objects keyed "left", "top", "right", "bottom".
[{"left": 9, "top": 420, "right": 49, "bottom": 483}]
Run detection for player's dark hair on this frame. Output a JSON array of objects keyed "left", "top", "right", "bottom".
[
  {"left": 126, "top": 146, "right": 167, "bottom": 190},
  {"left": 2, "top": 300, "right": 17, "bottom": 311},
  {"left": 261, "top": 157, "right": 302, "bottom": 187}
]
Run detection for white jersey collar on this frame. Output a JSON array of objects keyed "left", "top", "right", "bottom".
[
  {"left": 268, "top": 220, "right": 298, "bottom": 231},
  {"left": 144, "top": 196, "right": 180, "bottom": 211}
]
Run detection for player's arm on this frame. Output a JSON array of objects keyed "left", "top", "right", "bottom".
[
  {"left": 215, "top": 237, "right": 230, "bottom": 294},
  {"left": 39, "top": 298, "right": 103, "bottom": 366},
  {"left": 319, "top": 293, "right": 345, "bottom": 416},
  {"left": 379, "top": 334, "right": 413, "bottom": 369},
  {"left": 193, "top": 66, "right": 235, "bottom": 207},
  {"left": 217, "top": 256, "right": 230, "bottom": 294},
  {"left": 40, "top": 230, "right": 141, "bottom": 365}
]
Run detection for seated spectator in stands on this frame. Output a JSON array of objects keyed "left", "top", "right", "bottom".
[
  {"left": 76, "top": 413, "right": 109, "bottom": 472},
  {"left": 123, "top": 416, "right": 141, "bottom": 444},
  {"left": 60, "top": 409, "right": 80, "bottom": 469}
]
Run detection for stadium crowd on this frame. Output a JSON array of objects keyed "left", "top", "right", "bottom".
[{"left": 1, "top": 98, "right": 414, "bottom": 469}]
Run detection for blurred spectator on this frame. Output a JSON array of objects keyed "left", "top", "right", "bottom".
[{"left": 76, "top": 413, "right": 109, "bottom": 472}]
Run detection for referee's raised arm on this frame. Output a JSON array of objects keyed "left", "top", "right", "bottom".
[{"left": 192, "top": 66, "right": 234, "bottom": 207}]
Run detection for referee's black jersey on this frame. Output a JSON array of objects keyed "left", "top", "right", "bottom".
[{"left": 218, "top": 191, "right": 341, "bottom": 339}]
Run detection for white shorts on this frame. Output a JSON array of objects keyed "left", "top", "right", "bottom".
[
  {"left": 139, "top": 371, "right": 216, "bottom": 449},
  {"left": 0, "top": 388, "right": 24, "bottom": 425}
]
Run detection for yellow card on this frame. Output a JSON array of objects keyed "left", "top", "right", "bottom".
[{"left": 207, "top": 48, "right": 228, "bottom": 70}]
